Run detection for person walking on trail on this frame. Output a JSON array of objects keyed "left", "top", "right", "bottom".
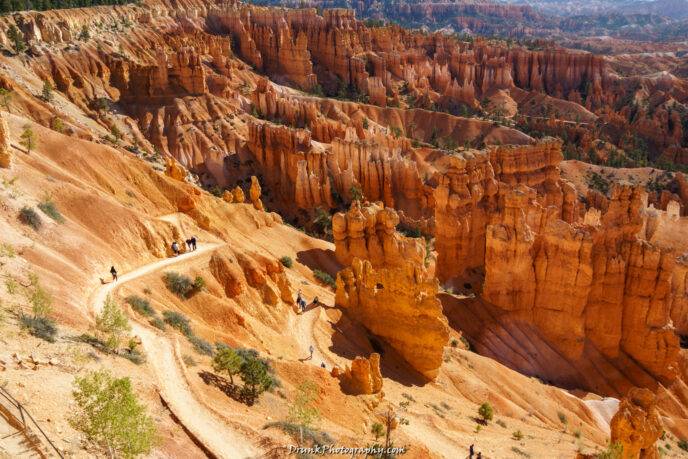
[
  {"left": 171, "top": 241, "right": 180, "bottom": 256},
  {"left": 308, "top": 345, "right": 314, "bottom": 360},
  {"left": 468, "top": 444, "right": 474, "bottom": 459},
  {"left": 110, "top": 266, "right": 118, "bottom": 282},
  {"left": 296, "top": 291, "right": 306, "bottom": 313},
  {"left": 190, "top": 236, "right": 197, "bottom": 251},
  {"left": 185, "top": 238, "right": 192, "bottom": 251}
]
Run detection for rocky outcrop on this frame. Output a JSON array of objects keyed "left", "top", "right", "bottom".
[
  {"left": 232, "top": 186, "right": 245, "bottom": 203},
  {"left": 0, "top": 113, "right": 9, "bottom": 168},
  {"left": 331, "top": 353, "right": 383, "bottom": 395},
  {"left": 210, "top": 248, "right": 293, "bottom": 306},
  {"left": 250, "top": 176, "right": 264, "bottom": 211},
  {"left": 332, "top": 200, "right": 426, "bottom": 268},
  {"left": 165, "top": 157, "right": 187, "bottom": 182},
  {"left": 335, "top": 203, "right": 448, "bottom": 380},
  {"left": 610, "top": 388, "right": 662, "bottom": 459}
]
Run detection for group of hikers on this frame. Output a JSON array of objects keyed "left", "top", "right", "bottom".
[
  {"left": 172, "top": 236, "right": 198, "bottom": 256},
  {"left": 295, "top": 290, "right": 319, "bottom": 313},
  {"left": 107, "top": 236, "right": 199, "bottom": 283},
  {"left": 468, "top": 444, "right": 482, "bottom": 459}
]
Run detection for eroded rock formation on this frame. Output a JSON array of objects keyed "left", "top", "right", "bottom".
[
  {"left": 335, "top": 202, "right": 448, "bottom": 379},
  {"left": 250, "top": 176, "right": 264, "bottom": 211},
  {"left": 331, "top": 353, "right": 383, "bottom": 395},
  {"left": 610, "top": 388, "right": 662, "bottom": 459},
  {"left": 209, "top": 248, "right": 293, "bottom": 305}
]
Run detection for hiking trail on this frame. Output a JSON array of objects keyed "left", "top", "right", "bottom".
[{"left": 88, "top": 243, "right": 258, "bottom": 459}]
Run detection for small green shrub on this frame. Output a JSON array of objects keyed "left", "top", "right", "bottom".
[
  {"left": 189, "top": 335, "right": 214, "bottom": 356},
  {"left": 149, "top": 317, "right": 166, "bottom": 331},
  {"left": 598, "top": 441, "right": 624, "bottom": 459},
  {"left": 496, "top": 419, "right": 507, "bottom": 428},
  {"left": 162, "top": 310, "right": 192, "bottom": 336},
  {"left": 28, "top": 278, "right": 52, "bottom": 318},
  {"left": 38, "top": 200, "right": 65, "bottom": 223},
  {"left": 125, "top": 295, "right": 155, "bottom": 317},
  {"left": 5, "top": 278, "right": 18, "bottom": 294},
  {"left": 512, "top": 430, "right": 523, "bottom": 440},
  {"left": 0, "top": 243, "right": 16, "bottom": 258},
  {"left": 557, "top": 411, "right": 568, "bottom": 426},
  {"left": 163, "top": 272, "right": 194, "bottom": 298},
  {"left": 19, "top": 207, "right": 42, "bottom": 230},
  {"left": 121, "top": 349, "right": 145, "bottom": 365},
  {"left": 450, "top": 338, "right": 459, "bottom": 348},
  {"left": 193, "top": 276, "right": 205, "bottom": 291},
  {"left": 280, "top": 256, "right": 293, "bottom": 268},
  {"left": 19, "top": 315, "right": 57, "bottom": 342},
  {"left": 678, "top": 439, "right": 688, "bottom": 452},
  {"left": 574, "top": 429, "right": 581, "bottom": 439},
  {"left": 478, "top": 402, "right": 494, "bottom": 422},
  {"left": 263, "top": 421, "right": 333, "bottom": 447},
  {"left": 182, "top": 355, "right": 197, "bottom": 367},
  {"left": 313, "top": 269, "right": 336, "bottom": 288}
]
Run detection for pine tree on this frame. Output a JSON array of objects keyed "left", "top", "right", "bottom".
[
  {"left": 0, "top": 88, "right": 11, "bottom": 112},
  {"left": 41, "top": 80, "right": 53, "bottom": 102},
  {"left": 7, "top": 25, "right": 26, "bottom": 54},
  {"left": 20, "top": 125, "right": 36, "bottom": 154}
]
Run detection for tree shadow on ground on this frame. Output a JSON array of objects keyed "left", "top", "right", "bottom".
[{"left": 198, "top": 370, "right": 254, "bottom": 405}]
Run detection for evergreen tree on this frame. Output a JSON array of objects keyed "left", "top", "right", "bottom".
[
  {"left": 20, "top": 125, "right": 36, "bottom": 153},
  {"left": 7, "top": 25, "right": 26, "bottom": 54},
  {"left": 41, "top": 80, "right": 53, "bottom": 102}
]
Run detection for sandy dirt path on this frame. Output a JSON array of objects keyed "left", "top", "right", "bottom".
[{"left": 89, "top": 243, "right": 258, "bottom": 459}]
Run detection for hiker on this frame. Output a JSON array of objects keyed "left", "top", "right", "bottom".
[
  {"left": 320, "top": 362, "right": 326, "bottom": 369},
  {"left": 110, "top": 266, "right": 118, "bottom": 282},
  {"left": 190, "top": 236, "right": 197, "bottom": 251},
  {"left": 468, "top": 444, "right": 474, "bottom": 459},
  {"left": 311, "top": 296, "right": 319, "bottom": 307},
  {"left": 308, "top": 345, "right": 314, "bottom": 360},
  {"left": 185, "top": 238, "right": 192, "bottom": 251},
  {"left": 171, "top": 241, "right": 180, "bottom": 256},
  {"left": 476, "top": 452, "right": 482, "bottom": 459},
  {"left": 296, "top": 291, "right": 307, "bottom": 313},
  {"left": 296, "top": 291, "right": 303, "bottom": 312}
]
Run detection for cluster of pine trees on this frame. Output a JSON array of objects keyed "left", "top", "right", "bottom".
[{"left": 0, "top": 0, "right": 132, "bottom": 14}]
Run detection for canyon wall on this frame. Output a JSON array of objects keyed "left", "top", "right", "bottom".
[{"left": 481, "top": 182, "right": 681, "bottom": 383}]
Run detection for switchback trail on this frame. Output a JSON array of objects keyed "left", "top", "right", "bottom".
[{"left": 89, "top": 243, "right": 258, "bottom": 459}]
